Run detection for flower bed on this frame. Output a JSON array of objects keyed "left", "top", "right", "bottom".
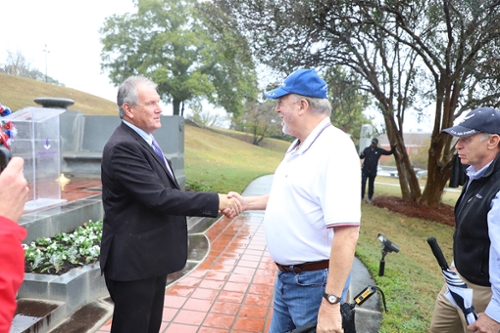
[{"left": 23, "top": 220, "right": 102, "bottom": 275}]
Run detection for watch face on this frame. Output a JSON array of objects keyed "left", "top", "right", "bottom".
[
  {"left": 324, "top": 292, "right": 340, "bottom": 304},
  {"left": 328, "top": 295, "right": 338, "bottom": 303}
]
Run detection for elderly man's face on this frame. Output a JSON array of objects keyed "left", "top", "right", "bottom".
[
  {"left": 455, "top": 133, "right": 495, "bottom": 170},
  {"left": 275, "top": 95, "right": 300, "bottom": 136},
  {"left": 124, "top": 83, "right": 162, "bottom": 134}
]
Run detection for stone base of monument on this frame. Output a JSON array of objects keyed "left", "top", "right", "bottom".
[{"left": 11, "top": 203, "right": 215, "bottom": 333}]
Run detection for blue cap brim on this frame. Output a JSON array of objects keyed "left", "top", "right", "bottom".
[
  {"left": 442, "top": 125, "right": 479, "bottom": 137},
  {"left": 264, "top": 87, "right": 290, "bottom": 99}
]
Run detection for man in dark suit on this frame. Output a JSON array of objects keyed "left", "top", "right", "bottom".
[{"left": 100, "top": 75, "right": 241, "bottom": 333}]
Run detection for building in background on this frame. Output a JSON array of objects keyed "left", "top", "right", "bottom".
[{"left": 377, "top": 130, "right": 431, "bottom": 164}]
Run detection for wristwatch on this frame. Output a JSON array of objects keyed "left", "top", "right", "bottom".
[{"left": 323, "top": 292, "right": 341, "bottom": 304}]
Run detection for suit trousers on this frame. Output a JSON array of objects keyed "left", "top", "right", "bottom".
[
  {"left": 361, "top": 170, "right": 376, "bottom": 200},
  {"left": 430, "top": 273, "right": 492, "bottom": 333},
  {"left": 105, "top": 275, "right": 168, "bottom": 333}
]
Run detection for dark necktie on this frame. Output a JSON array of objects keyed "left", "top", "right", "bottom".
[{"left": 151, "top": 138, "right": 174, "bottom": 177}]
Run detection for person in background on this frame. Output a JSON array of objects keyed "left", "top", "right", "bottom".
[
  {"left": 359, "top": 138, "right": 394, "bottom": 203},
  {"left": 0, "top": 157, "right": 30, "bottom": 333},
  {"left": 430, "top": 107, "right": 500, "bottom": 333},
  {"left": 226, "top": 68, "right": 360, "bottom": 333},
  {"left": 100, "top": 75, "right": 241, "bottom": 333}
]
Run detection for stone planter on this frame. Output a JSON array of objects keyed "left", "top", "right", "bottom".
[
  {"left": 19, "top": 263, "right": 107, "bottom": 316},
  {"left": 11, "top": 264, "right": 108, "bottom": 333},
  {"left": 13, "top": 203, "right": 214, "bottom": 333}
]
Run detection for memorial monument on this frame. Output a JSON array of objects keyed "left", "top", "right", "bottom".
[{"left": 3, "top": 106, "right": 66, "bottom": 211}]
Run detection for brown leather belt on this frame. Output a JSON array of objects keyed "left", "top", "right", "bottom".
[{"left": 275, "top": 260, "right": 329, "bottom": 273}]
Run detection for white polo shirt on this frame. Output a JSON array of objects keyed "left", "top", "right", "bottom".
[{"left": 264, "top": 117, "right": 361, "bottom": 265}]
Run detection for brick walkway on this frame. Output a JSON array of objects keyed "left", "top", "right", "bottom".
[
  {"left": 96, "top": 214, "right": 277, "bottom": 333},
  {"left": 25, "top": 175, "right": 380, "bottom": 333}
]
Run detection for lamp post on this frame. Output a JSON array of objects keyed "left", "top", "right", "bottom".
[{"left": 43, "top": 44, "right": 50, "bottom": 83}]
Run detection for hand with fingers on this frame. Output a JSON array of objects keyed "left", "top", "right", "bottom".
[
  {"left": 221, "top": 191, "right": 248, "bottom": 218},
  {"left": 468, "top": 312, "right": 500, "bottom": 333},
  {"left": 218, "top": 193, "right": 242, "bottom": 217},
  {"left": 0, "top": 157, "right": 29, "bottom": 222}
]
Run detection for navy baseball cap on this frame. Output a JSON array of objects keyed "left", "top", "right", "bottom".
[
  {"left": 264, "top": 69, "right": 328, "bottom": 99},
  {"left": 442, "top": 107, "right": 500, "bottom": 137}
]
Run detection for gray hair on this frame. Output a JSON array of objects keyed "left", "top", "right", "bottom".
[
  {"left": 291, "top": 94, "right": 332, "bottom": 117},
  {"left": 480, "top": 133, "right": 491, "bottom": 141},
  {"left": 117, "top": 76, "right": 158, "bottom": 119},
  {"left": 480, "top": 133, "right": 500, "bottom": 149}
]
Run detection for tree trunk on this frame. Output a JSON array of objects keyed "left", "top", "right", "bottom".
[
  {"left": 420, "top": 126, "right": 454, "bottom": 207},
  {"left": 382, "top": 112, "right": 422, "bottom": 202},
  {"left": 172, "top": 99, "right": 181, "bottom": 116},
  {"left": 419, "top": 82, "right": 458, "bottom": 207},
  {"left": 421, "top": 156, "right": 450, "bottom": 207},
  {"left": 394, "top": 147, "right": 422, "bottom": 202}
]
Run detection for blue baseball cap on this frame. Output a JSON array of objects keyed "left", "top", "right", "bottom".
[
  {"left": 264, "top": 69, "right": 328, "bottom": 99},
  {"left": 442, "top": 107, "right": 500, "bottom": 137}
]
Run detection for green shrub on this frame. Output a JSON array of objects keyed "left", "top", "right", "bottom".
[
  {"left": 186, "top": 180, "right": 212, "bottom": 192},
  {"left": 23, "top": 220, "right": 102, "bottom": 275}
]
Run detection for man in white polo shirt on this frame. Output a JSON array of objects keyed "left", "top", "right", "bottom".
[{"left": 227, "top": 68, "right": 361, "bottom": 333}]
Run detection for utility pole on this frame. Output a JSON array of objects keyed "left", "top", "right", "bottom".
[{"left": 43, "top": 44, "right": 50, "bottom": 83}]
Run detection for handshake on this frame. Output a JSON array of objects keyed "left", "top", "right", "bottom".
[{"left": 218, "top": 192, "right": 247, "bottom": 218}]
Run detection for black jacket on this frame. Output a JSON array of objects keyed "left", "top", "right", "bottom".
[
  {"left": 454, "top": 153, "right": 500, "bottom": 286},
  {"left": 360, "top": 146, "right": 393, "bottom": 175},
  {"left": 449, "top": 154, "right": 468, "bottom": 188}
]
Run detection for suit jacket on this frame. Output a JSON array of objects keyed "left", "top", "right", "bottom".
[{"left": 100, "top": 123, "right": 219, "bottom": 281}]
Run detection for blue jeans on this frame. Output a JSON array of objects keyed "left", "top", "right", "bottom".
[{"left": 268, "top": 269, "right": 351, "bottom": 333}]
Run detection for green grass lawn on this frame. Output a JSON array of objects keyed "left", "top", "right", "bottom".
[
  {"left": 184, "top": 131, "right": 457, "bottom": 332},
  {"left": 359, "top": 179, "right": 457, "bottom": 331},
  {"left": 0, "top": 72, "right": 117, "bottom": 115},
  {"left": 375, "top": 175, "right": 461, "bottom": 206},
  {"left": 184, "top": 124, "right": 288, "bottom": 193},
  {"left": 2, "top": 73, "right": 452, "bottom": 332},
  {"left": 358, "top": 186, "right": 455, "bottom": 332}
]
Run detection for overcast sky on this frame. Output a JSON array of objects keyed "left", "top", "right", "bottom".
[
  {"left": 0, "top": 0, "right": 136, "bottom": 103},
  {"left": 0, "top": 0, "right": 434, "bottom": 130}
]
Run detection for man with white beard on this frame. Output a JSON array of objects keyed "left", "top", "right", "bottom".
[{"left": 226, "top": 68, "right": 361, "bottom": 333}]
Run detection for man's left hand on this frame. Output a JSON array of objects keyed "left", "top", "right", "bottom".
[
  {"left": 316, "top": 302, "right": 343, "bottom": 333},
  {"left": 467, "top": 312, "right": 500, "bottom": 333}
]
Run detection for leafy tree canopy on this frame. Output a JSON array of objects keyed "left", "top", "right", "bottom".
[
  {"left": 232, "top": 99, "right": 282, "bottom": 145},
  {"left": 324, "top": 66, "right": 373, "bottom": 145},
  {"left": 211, "top": 0, "right": 500, "bottom": 205},
  {"left": 100, "top": 0, "right": 258, "bottom": 116}
]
